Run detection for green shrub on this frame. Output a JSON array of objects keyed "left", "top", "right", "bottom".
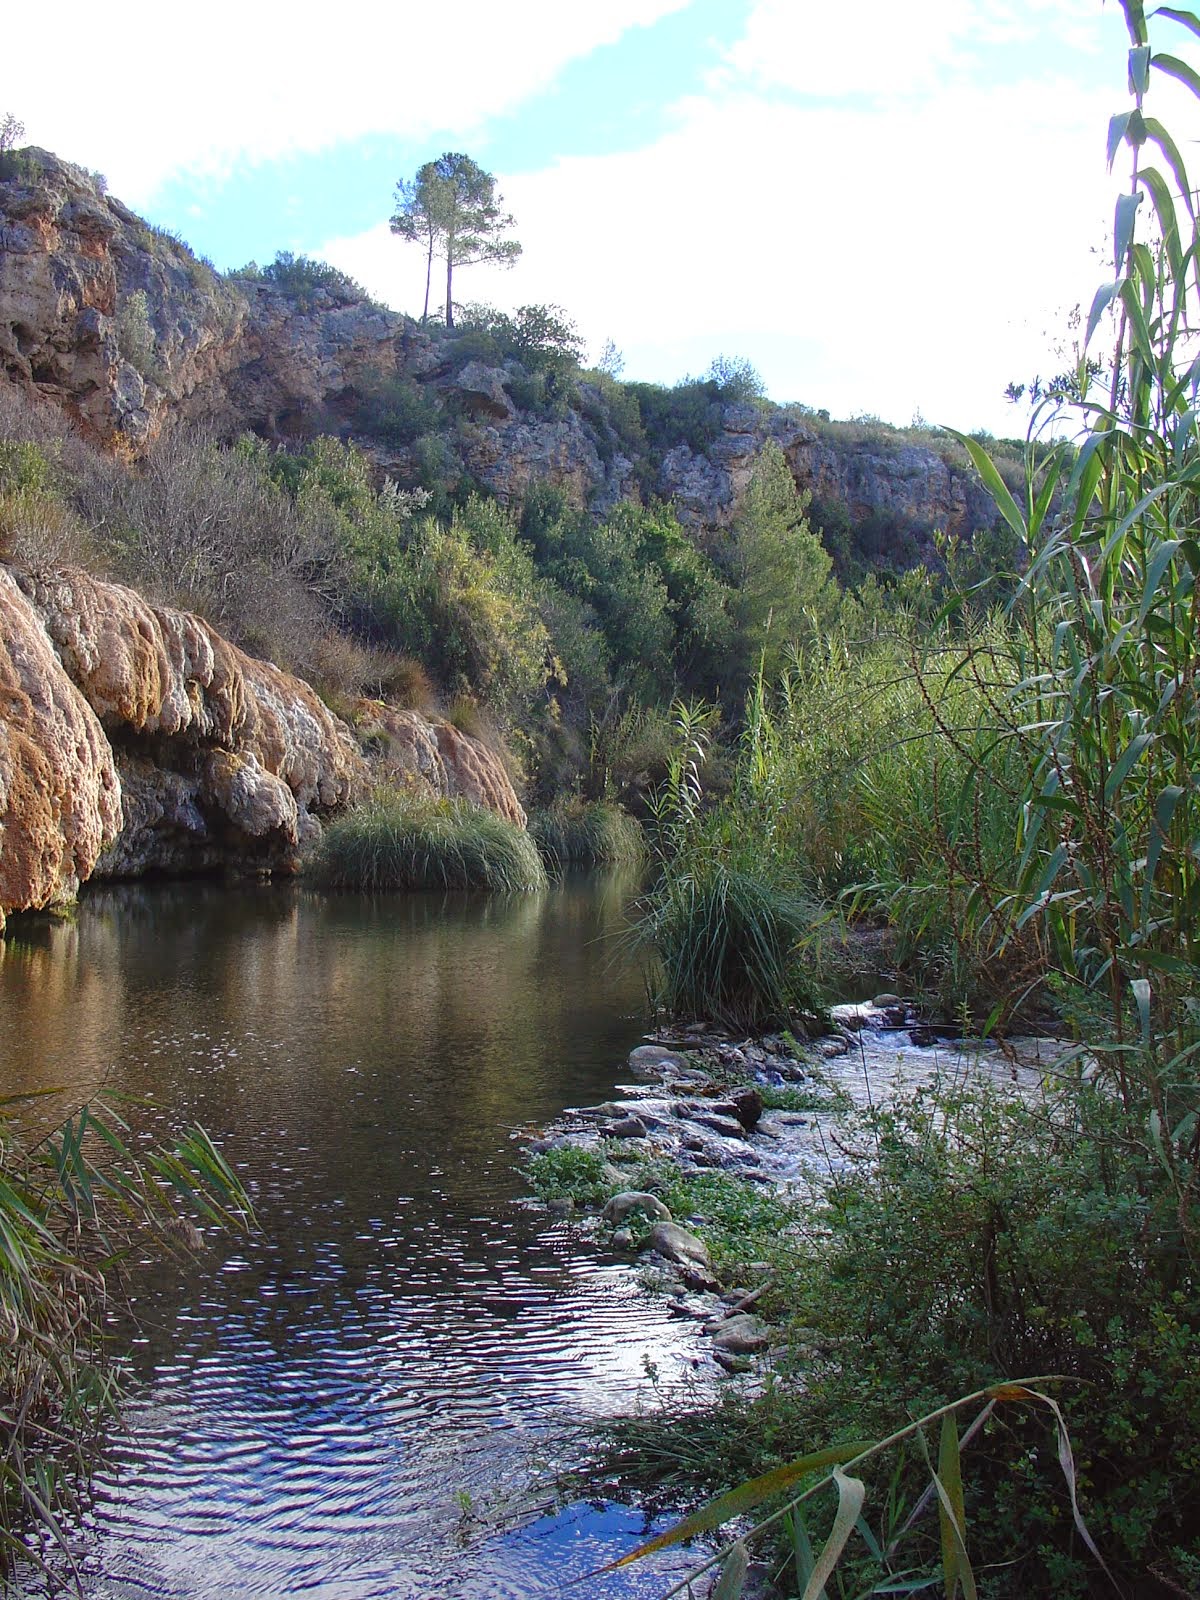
[
  {"left": 231, "top": 251, "right": 373, "bottom": 309},
  {"left": 353, "top": 376, "right": 443, "bottom": 448},
  {"left": 312, "top": 792, "right": 546, "bottom": 893},
  {"left": 116, "top": 289, "right": 161, "bottom": 381},
  {"left": 528, "top": 799, "right": 643, "bottom": 869}
]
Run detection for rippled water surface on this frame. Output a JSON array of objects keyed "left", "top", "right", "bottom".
[{"left": 0, "top": 878, "right": 701, "bottom": 1598}]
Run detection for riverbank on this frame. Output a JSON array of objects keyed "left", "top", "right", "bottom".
[
  {"left": 520, "top": 1003, "right": 1058, "bottom": 1374},
  {"left": 521, "top": 987, "right": 1200, "bottom": 1598}
]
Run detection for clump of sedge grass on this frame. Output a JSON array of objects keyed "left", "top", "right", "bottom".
[
  {"left": 529, "top": 798, "right": 644, "bottom": 870},
  {"left": 312, "top": 790, "right": 546, "bottom": 893},
  {"left": 641, "top": 858, "right": 818, "bottom": 1032}
]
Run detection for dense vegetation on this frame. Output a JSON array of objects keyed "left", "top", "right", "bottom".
[
  {"left": 7, "top": 7, "right": 1198, "bottom": 1589},
  {"left": 598, "top": 6, "right": 1200, "bottom": 1595}
]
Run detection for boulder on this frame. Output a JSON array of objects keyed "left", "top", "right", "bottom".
[
  {"left": 447, "top": 360, "right": 515, "bottom": 421},
  {"left": 643, "top": 1221, "right": 718, "bottom": 1289},
  {"left": 602, "top": 1191, "right": 672, "bottom": 1226},
  {"left": 710, "top": 1314, "right": 770, "bottom": 1356},
  {"left": 604, "top": 1115, "right": 648, "bottom": 1140},
  {"left": 628, "top": 1044, "right": 687, "bottom": 1078},
  {"left": 727, "top": 1087, "right": 764, "bottom": 1131}
]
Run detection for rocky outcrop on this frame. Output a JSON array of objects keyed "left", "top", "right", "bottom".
[
  {"left": 9, "top": 566, "right": 367, "bottom": 886},
  {"left": 0, "top": 148, "right": 1002, "bottom": 561},
  {"left": 0, "top": 149, "right": 401, "bottom": 451},
  {"left": 0, "top": 563, "right": 528, "bottom": 923},
  {"left": 659, "top": 401, "right": 1001, "bottom": 549},
  {"left": 0, "top": 568, "right": 121, "bottom": 928},
  {"left": 349, "top": 700, "right": 526, "bottom": 828}
]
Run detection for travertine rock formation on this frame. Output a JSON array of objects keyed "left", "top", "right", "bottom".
[
  {"left": 349, "top": 701, "right": 526, "bottom": 828},
  {"left": 0, "top": 568, "right": 121, "bottom": 927},
  {"left": 0, "top": 564, "right": 527, "bottom": 923}
]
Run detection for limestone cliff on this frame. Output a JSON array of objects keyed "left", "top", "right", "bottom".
[
  {"left": 0, "top": 148, "right": 400, "bottom": 452},
  {"left": 0, "top": 148, "right": 1004, "bottom": 559},
  {"left": 0, "top": 563, "right": 527, "bottom": 925}
]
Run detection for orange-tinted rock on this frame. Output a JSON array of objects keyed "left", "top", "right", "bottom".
[
  {"left": 0, "top": 560, "right": 528, "bottom": 923},
  {"left": 432, "top": 721, "right": 526, "bottom": 829},
  {"left": 9, "top": 565, "right": 367, "bottom": 891},
  {"left": 0, "top": 567, "right": 121, "bottom": 925},
  {"left": 351, "top": 701, "right": 526, "bottom": 828}
]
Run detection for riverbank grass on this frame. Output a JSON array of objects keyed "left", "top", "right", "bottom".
[
  {"left": 313, "top": 791, "right": 547, "bottom": 893},
  {"left": 528, "top": 798, "right": 643, "bottom": 870}
]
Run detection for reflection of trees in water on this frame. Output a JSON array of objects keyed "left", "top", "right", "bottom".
[
  {"left": 0, "top": 874, "right": 648, "bottom": 1395},
  {"left": 0, "top": 869, "right": 647, "bottom": 1202}
]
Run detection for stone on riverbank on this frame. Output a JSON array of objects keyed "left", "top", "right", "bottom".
[
  {"left": 603, "top": 1191, "right": 672, "bottom": 1225},
  {"left": 628, "top": 1044, "right": 687, "bottom": 1078},
  {"left": 643, "top": 1221, "right": 718, "bottom": 1290},
  {"left": 709, "top": 1314, "right": 770, "bottom": 1356}
]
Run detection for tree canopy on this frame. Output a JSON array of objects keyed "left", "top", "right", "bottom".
[{"left": 390, "top": 153, "right": 521, "bottom": 328}]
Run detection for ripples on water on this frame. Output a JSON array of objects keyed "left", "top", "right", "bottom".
[{"left": 0, "top": 879, "right": 705, "bottom": 1598}]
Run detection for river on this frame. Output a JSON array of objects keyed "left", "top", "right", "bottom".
[{"left": 0, "top": 876, "right": 703, "bottom": 1599}]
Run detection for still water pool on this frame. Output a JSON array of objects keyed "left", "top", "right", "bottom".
[{"left": 0, "top": 877, "right": 703, "bottom": 1599}]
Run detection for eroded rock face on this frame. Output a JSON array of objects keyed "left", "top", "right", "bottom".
[
  {"left": 658, "top": 404, "right": 999, "bottom": 550},
  {"left": 349, "top": 700, "right": 526, "bottom": 828},
  {"left": 0, "top": 149, "right": 401, "bottom": 452},
  {"left": 0, "top": 568, "right": 121, "bottom": 926},
  {"left": 8, "top": 566, "right": 368, "bottom": 888},
  {"left": 0, "top": 149, "right": 1001, "bottom": 566},
  {"left": 0, "top": 561, "right": 534, "bottom": 922}
]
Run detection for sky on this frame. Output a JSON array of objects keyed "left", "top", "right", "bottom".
[{"left": 5, "top": 0, "right": 1197, "bottom": 435}]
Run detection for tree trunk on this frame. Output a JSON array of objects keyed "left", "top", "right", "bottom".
[
  {"left": 445, "top": 251, "right": 454, "bottom": 330},
  {"left": 422, "top": 230, "right": 433, "bottom": 322}
]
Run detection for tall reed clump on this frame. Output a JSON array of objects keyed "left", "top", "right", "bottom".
[
  {"left": 732, "top": 627, "right": 1046, "bottom": 1019},
  {"left": 528, "top": 798, "right": 644, "bottom": 870},
  {"left": 312, "top": 791, "right": 547, "bottom": 893},
  {"left": 943, "top": 0, "right": 1200, "bottom": 1245},
  {"left": 635, "top": 700, "right": 823, "bottom": 1030},
  {"left": 0, "top": 1096, "right": 252, "bottom": 1582}
]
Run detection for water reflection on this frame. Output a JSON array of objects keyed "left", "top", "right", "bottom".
[{"left": 0, "top": 876, "right": 701, "bottom": 1599}]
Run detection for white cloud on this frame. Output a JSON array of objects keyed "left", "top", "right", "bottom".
[
  {"left": 723, "top": 0, "right": 975, "bottom": 97},
  {"left": 6, "top": 0, "right": 692, "bottom": 203}
]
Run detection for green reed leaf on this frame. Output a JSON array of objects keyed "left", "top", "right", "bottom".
[{"left": 802, "top": 1468, "right": 866, "bottom": 1600}]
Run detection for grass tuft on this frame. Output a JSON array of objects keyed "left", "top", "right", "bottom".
[
  {"left": 312, "top": 790, "right": 546, "bottom": 893},
  {"left": 529, "top": 799, "right": 644, "bottom": 870}
]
